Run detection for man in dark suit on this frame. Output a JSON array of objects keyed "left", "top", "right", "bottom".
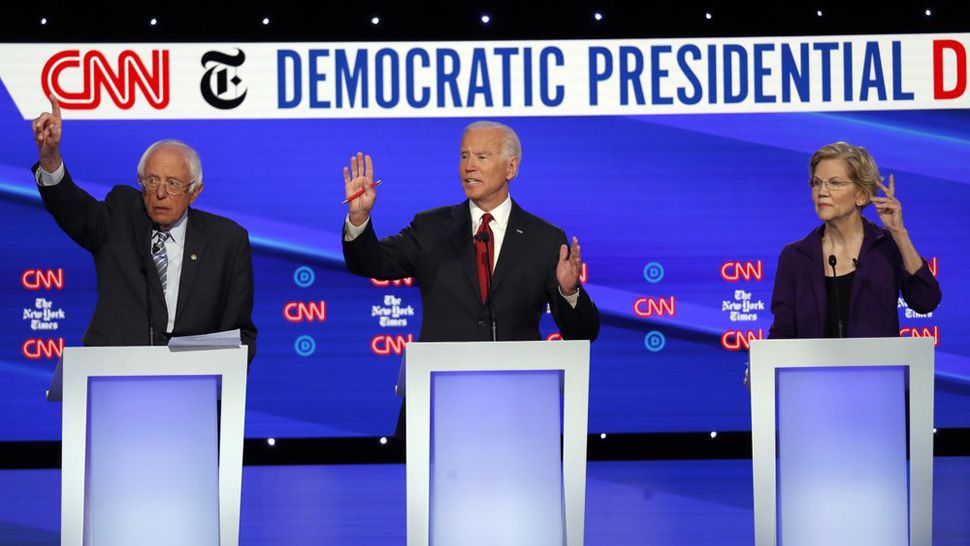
[
  {"left": 31, "top": 96, "right": 257, "bottom": 362},
  {"left": 342, "top": 120, "right": 599, "bottom": 343}
]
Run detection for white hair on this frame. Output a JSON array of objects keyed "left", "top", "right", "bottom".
[
  {"left": 136, "top": 139, "right": 203, "bottom": 190},
  {"left": 463, "top": 121, "right": 522, "bottom": 161}
]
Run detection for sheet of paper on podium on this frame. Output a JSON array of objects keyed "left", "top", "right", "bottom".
[{"left": 168, "top": 329, "right": 241, "bottom": 350}]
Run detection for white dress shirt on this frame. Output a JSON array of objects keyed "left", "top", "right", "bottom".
[{"left": 37, "top": 161, "right": 187, "bottom": 333}]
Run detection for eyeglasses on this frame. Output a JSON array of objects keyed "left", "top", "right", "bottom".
[
  {"left": 140, "top": 176, "right": 193, "bottom": 195},
  {"left": 809, "top": 178, "right": 853, "bottom": 192}
]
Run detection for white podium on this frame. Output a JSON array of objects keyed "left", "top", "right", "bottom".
[
  {"left": 749, "top": 337, "right": 934, "bottom": 546},
  {"left": 400, "top": 340, "right": 590, "bottom": 546},
  {"left": 47, "top": 345, "right": 248, "bottom": 546}
]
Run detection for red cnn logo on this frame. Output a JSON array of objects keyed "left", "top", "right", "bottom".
[
  {"left": 371, "top": 278, "right": 414, "bottom": 287},
  {"left": 22, "top": 269, "right": 64, "bottom": 290},
  {"left": 928, "top": 257, "right": 938, "bottom": 277},
  {"left": 22, "top": 338, "right": 64, "bottom": 360},
  {"left": 546, "top": 332, "right": 563, "bottom": 341},
  {"left": 721, "top": 329, "right": 765, "bottom": 351},
  {"left": 900, "top": 326, "right": 940, "bottom": 346},
  {"left": 720, "top": 260, "right": 763, "bottom": 281},
  {"left": 371, "top": 334, "right": 414, "bottom": 356},
  {"left": 283, "top": 301, "right": 326, "bottom": 322},
  {"left": 41, "top": 49, "right": 170, "bottom": 110},
  {"left": 633, "top": 296, "right": 676, "bottom": 317}
]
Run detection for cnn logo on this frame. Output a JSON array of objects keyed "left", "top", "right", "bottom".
[
  {"left": 282, "top": 301, "right": 326, "bottom": 322},
  {"left": 22, "top": 269, "right": 64, "bottom": 290},
  {"left": 41, "top": 49, "right": 170, "bottom": 110},
  {"left": 720, "top": 261, "right": 763, "bottom": 281}
]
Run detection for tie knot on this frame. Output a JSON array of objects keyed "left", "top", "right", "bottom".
[{"left": 478, "top": 213, "right": 493, "bottom": 232}]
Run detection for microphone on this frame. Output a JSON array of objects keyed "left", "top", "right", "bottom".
[
  {"left": 473, "top": 231, "right": 497, "bottom": 341},
  {"left": 828, "top": 255, "right": 845, "bottom": 338}
]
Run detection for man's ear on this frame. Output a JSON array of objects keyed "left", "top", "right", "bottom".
[
  {"left": 189, "top": 183, "right": 204, "bottom": 204},
  {"left": 506, "top": 157, "right": 519, "bottom": 180}
]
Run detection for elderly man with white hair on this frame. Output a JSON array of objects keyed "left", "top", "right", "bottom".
[
  {"left": 342, "top": 121, "right": 599, "bottom": 433},
  {"left": 31, "top": 96, "right": 257, "bottom": 362}
]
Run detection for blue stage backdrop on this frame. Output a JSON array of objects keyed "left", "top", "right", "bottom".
[{"left": 1, "top": 36, "right": 968, "bottom": 440}]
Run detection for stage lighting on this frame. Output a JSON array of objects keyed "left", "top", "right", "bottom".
[
  {"left": 816, "top": 10, "right": 823, "bottom": 17},
  {"left": 710, "top": 431, "right": 718, "bottom": 439},
  {"left": 149, "top": 17, "right": 157, "bottom": 26},
  {"left": 40, "top": 17, "right": 47, "bottom": 25},
  {"left": 371, "top": 16, "right": 380, "bottom": 25},
  {"left": 267, "top": 438, "right": 276, "bottom": 446},
  {"left": 262, "top": 17, "right": 270, "bottom": 25},
  {"left": 380, "top": 436, "right": 388, "bottom": 445},
  {"left": 925, "top": 9, "right": 932, "bottom": 16},
  {"left": 705, "top": 12, "right": 712, "bottom": 20},
  {"left": 593, "top": 12, "right": 603, "bottom": 21},
  {"left": 599, "top": 433, "right": 607, "bottom": 439},
  {"left": 481, "top": 14, "right": 491, "bottom": 24}
]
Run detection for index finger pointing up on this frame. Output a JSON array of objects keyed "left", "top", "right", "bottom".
[{"left": 49, "top": 95, "right": 61, "bottom": 121}]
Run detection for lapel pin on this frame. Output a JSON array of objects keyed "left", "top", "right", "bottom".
[
  {"left": 516, "top": 229, "right": 524, "bottom": 234},
  {"left": 191, "top": 254, "right": 198, "bottom": 261}
]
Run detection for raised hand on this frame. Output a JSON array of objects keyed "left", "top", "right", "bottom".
[
  {"left": 872, "top": 174, "right": 905, "bottom": 234},
  {"left": 31, "top": 95, "right": 62, "bottom": 172},
  {"left": 343, "top": 151, "right": 376, "bottom": 226},
  {"left": 556, "top": 236, "right": 583, "bottom": 296}
]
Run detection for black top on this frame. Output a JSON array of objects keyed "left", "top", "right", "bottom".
[{"left": 825, "top": 270, "right": 855, "bottom": 338}]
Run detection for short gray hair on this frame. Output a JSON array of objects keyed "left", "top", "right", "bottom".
[
  {"left": 463, "top": 121, "right": 522, "bottom": 161},
  {"left": 137, "top": 139, "right": 204, "bottom": 190}
]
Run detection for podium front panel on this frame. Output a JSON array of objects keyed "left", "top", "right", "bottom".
[
  {"left": 776, "top": 366, "right": 908, "bottom": 546},
  {"left": 430, "top": 370, "right": 563, "bottom": 546},
  {"left": 86, "top": 376, "right": 220, "bottom": 546}
]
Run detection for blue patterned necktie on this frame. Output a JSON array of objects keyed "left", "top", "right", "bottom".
[{"left": 152, "top": 231, "right": 171, "bottom": 293}]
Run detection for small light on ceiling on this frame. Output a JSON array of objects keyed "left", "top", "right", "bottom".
[
  {"left": 371, "top": 16, "right": 380, "bottom": 25},
  {"left": 481, "top": 14, "right": 491, "bottom": 24}
]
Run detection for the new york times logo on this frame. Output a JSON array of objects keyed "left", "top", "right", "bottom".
[{"left": 200, "top": 49, "right": 247, "bottom": 109}]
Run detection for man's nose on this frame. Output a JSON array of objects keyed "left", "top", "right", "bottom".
[{"left": 155, "top": 183, "right": 168, "bottom": 199}]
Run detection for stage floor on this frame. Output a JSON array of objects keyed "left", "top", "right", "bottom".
[{"left": 2, "top": 458, "right": 967, "bottom": 545}]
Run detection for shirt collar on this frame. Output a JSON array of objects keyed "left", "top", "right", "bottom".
[
  {"left": 469, "top": 195, "right": 512, "bottom": 230},
  {"left": 154, "top": 210, "right": 188, "bottom": 247}
]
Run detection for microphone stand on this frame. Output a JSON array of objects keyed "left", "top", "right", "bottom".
[{"left": 828, "top": 255, "right": 845, "bottom": 338}]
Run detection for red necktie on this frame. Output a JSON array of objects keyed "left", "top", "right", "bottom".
[{"left": 475, "top": 213, "right": 494, "bottom": 303}]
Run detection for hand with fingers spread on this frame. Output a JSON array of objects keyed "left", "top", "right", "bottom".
[
  {"left": 343, "top": 151, "right": 376, "bottom": 226},
  {"left": 32, "top": 95, "right": 63, "bottom": 173},
  {"left": 872, "top": 174, "right": 905, "bottom": 234},
  {"left": 557, "top": 236, "right": 583, "bottom": 296}
]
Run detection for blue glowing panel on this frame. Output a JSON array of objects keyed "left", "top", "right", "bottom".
[{"left": 776, "top": 367, "right": 908, "bottom": 546}]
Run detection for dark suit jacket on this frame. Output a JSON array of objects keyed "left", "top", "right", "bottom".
[
  {"left": 343, "top": 199, "right": 600, "bottom": 342},
  {"left": 768, "top": 218, "right": 941, "bottom": 339},
  {"left": 36, "top": 164, "right": 257, "bottom": 362}
]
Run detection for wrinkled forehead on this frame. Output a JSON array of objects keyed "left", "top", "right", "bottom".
[
  {"left": 143, "top": 146, "right": 192, "bottom": 178},
  {"left": 460, "top": 128, "right": 507, "bottom": 153}
]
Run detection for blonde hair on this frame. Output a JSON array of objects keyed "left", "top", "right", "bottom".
[{"left": 809, "top": 141, "right": 881, "bottom": 206}]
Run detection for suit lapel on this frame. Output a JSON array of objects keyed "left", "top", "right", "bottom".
[
  {"left": 802, "top": 224, "right": 828, "bottom": 336},
  {"left": 848, "top": 218, "right": 883, "bottom": 327},
  {"left": 174, "top": 209, "right": 206, "bottom": 325},
  {"left": 137, "top": 220, "right": 168, "bottom": 326},
  {"left": 490, "top": 200, "right": 530, "bottom": 295},
  {"left": 447, "top": 203, "right": 481, "bottom": 298}
]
